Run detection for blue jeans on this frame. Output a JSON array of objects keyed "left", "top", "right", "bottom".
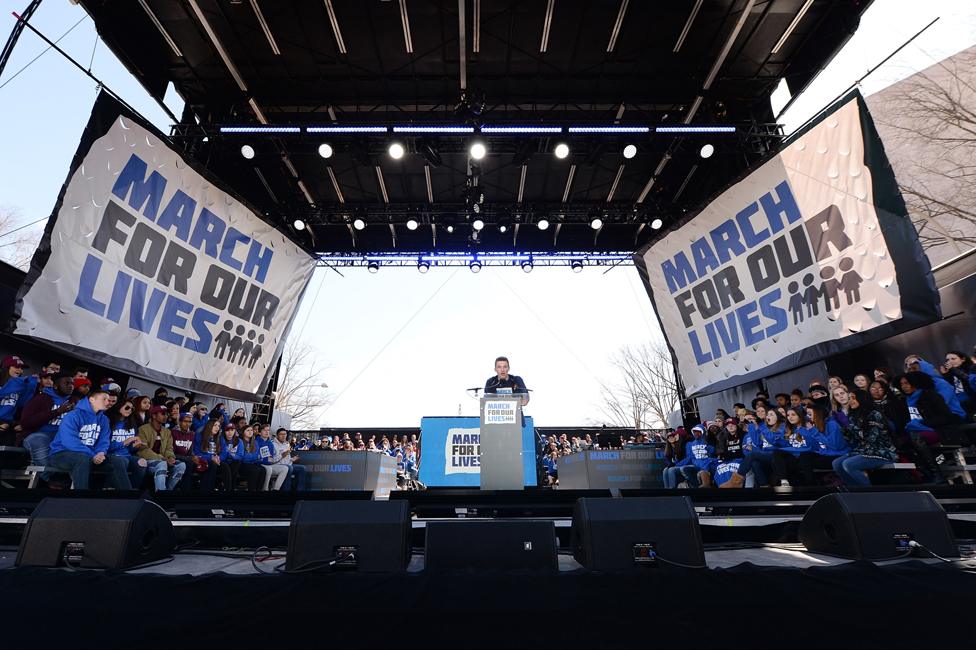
[
  {"left": 663, "top": 465, "right": 700, "bottom": 489},
  {"left": 145, "top": 459, "right": 186, "bottom": 491},
  {"left": 286, "top": 464, "right": 308, "bottom": 490},
  {"left": 831, "top": 455, "right": 890, "bottom": 486},
  {"left": 48, "top": 451, "right": 130, "bottom": 490},
  {"left": 122, "top": 455, "right": 147, "bottom": 489},
  {"left": 23, "top": 431, "right": 55, "bottom": 480}
]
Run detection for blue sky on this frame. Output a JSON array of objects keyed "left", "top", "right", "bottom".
[{"left": 1, "top": 1, "right": 974, "bottom": 426}]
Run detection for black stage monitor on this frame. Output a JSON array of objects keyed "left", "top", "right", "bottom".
[
  {"left": 17, "top": 497, "right": 175, "bottom": 569},
  {"left": 286, "top": 500, "right": 411, "bottom": 572},
  {"left": 425, "top": 520, "right": 558, "bottom": 572},
  {"left": 571, "top": 496, "right": 705, "bottom": 570},
  {"left": 800, "top": 491, "right": 957, "bottom": 560}
]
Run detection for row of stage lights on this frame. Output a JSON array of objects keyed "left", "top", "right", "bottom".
[
  {"left": 293, "top": 216, "right": 665, "bottom": 234},
  {"left": 316, "top": 252, "right": 633, "bottom": 274}
]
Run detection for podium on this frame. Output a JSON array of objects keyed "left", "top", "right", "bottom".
[{"left": 479, "top": 393, "right": 526, "bottom": 490}]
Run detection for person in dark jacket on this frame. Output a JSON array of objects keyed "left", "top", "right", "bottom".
[
  {"left": 19, "top": 374, "right": 76, "bottom": 476},
  {"left": 191, "top": 418, "right": 224, "bottom": 491},
  {"left": 869, "top": 380, "right": 909, "bottom": 435},
  {"left": 171, "top": 412, "right": 200, "bottom": 491},
  {"left": 832, "top": 389, "right": 899, "bottom": 486},
  {"left": 895, "top": 372, "right": 959, "bottom": 483},
  {"left": 663, "top": 427, "right": 689, "bottom": 467}
]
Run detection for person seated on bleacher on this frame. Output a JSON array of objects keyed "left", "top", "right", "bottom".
[
  {"left": 662, "top": 425, "right": 714, "bottom": 489},
  {"left": 904, "top": 356, "right": 967, "bottom": 422},
  {"left": 19, "top": 374, "right": 76, "bottom": 476},
  {"left": 832, "top": 388, "right": 900, "bottom": 486},
  {"left": 257, "top": 423, "right": 287, "bottom": 490},
  {"left": 217, "top": 425, "right": 243, "bottom": 491},
  {"left": 939, "top": 351, "right": 976, "bottom": 417},
  {"left": 190, "top": 403, "right": 210, "bottom": 436},
  {"left": 869, "top": 380, "right": 909, "bottom": 434},
  {"left": 273, "top": 427, "right": 306, "bottom": 490},
  {"left": 136, "top": 406, "right": 186, "bottom": 491},
  {"left": 542, "top": 450, "right": 558, "bottom": 486},
  {"left": 191, "top": 418, "right": 224, "bottom": 491},
  {"left": 711, "top": 419, "right": 752, "bottom": 488},
  {"left": 742, "top": 408, "right": 783, "bottom": 486},
  {"left": 239, "top": 424, "right": 266, "bottom": 491},
  {"left": 106, "top": 398, "right": 148, "bottom": 489},
  {"left": 806, "top": 397, "right": 851, "bottom": 481},
  {"left": 771, "top": 407, "right": 817, "bottom": 486},
  {"left": 171, "top": 412, "right": 201, "bottom": 491},
  {"left": 46, "top": 388, "right": 130, "bottom": 490},
  {"left": 894, "top": 371, "right": 960, "bottom": 484},
  {"left": 0, "top": 356, "right": 39, "bottom": 445}
]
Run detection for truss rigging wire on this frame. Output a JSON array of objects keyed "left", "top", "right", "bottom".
[{"left": 0, "top": 15, "right": 87, "bottom": 92}]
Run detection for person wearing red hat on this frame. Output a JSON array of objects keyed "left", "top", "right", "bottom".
[
  {"left": 0, "top": 355, "right": 38, "bottom": 445},
  {"left": 72, "top": 376, "right": 92, "bottom": 400}
]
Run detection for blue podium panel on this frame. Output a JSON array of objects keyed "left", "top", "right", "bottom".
[{"left": 418, "top": 416, "right": 537, "bottom": 487}]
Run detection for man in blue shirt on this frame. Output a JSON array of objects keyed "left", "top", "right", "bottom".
[{"left": 484, "top": 357, "right": 530, "bottom": 403}]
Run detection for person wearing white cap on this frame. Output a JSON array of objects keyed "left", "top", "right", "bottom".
[{"left": 662, "top": 424, "right": 715, "bottom": 488}]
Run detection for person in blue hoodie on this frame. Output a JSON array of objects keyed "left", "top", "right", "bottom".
[
  {"left": 898, "top": 371, "right": 964, "bottom": 439},
  {"left": 743, "top": 408, "right": 784, "bottom": 486},
  {"left": 256, "top": 423, "right": 287, "bottom": 490},
  {"left": 191, "top": 418, "right": 224, "bottom": 491},
  {"left": 106, "top": 398, "right": 148, "bottom": 488},
  {"left": 216, "top": 425, "right": 243, "bottom": 491},
  {"left": 238, "top": 424, "right": 265, "bottom": 491},
  {"left": 0, "top": 355, "right": 39, "bottom": 444},
  {"left": 906, "top": 356, "right": 967, "bottom": 421},
  {"left": 663, "top": 425, "right": 714, "bottom": 488},
  {"left": 939, "top": 351, "right": 976, "bottom": 417},
  {"left": 802, "top": 398, "right": 850, "bottom": 482},
  {"left": 190, "top": 403, "right": 210, "bottom": 436},
  {"left": 47, "top": 388, "right": 130, "bottom": 490},
  {"left": 771, "top": 407, "right": 816, "bottom": 486}
]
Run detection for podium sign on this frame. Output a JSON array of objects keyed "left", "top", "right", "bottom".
[{"left": 479, "top": 395, "right": 525, "bottom": 490}]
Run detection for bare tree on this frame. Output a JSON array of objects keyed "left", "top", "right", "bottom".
[
  {"left": 0, "top": 207, "right": 41, "bottom": 270},
  {"left": 595, "top": 341, "right": 680, "bottom": 429},
  {"left": 869, "top": 46, "right": 976, "bottom": 265},
  {"left": 274, "top": 339, "right": 333, "bottom": 428}
]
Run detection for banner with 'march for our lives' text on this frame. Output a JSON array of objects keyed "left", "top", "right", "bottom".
[
  {"left": 15, "top": 92, "right": 317, "bottom": 400},
  {"left": 635, "top": 92, "right": 941, "bottom": 397}
]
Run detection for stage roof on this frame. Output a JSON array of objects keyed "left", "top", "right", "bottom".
[{"left": 77, "top": 0, "right": 870, "bottom": 256}]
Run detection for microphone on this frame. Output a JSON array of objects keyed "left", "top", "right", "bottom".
[{"left": 467, "top": 387, "right": 483, "bottom": 393}]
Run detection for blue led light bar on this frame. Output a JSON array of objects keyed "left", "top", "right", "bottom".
[
  {"left": 219, "top": 126, "right": 302, "bottom": 133},
  {"left": 655, "top": 125, "right": 736, "bottom": 133},
  {"left": 392, "top": 126, "right": 475, "bottom": 133},
  {"left": 306, "top": 126, "right": 389, "bottom": 133},
  {"left": 567, "top": 126, "right": 650, "bottom": 133},
  {"left": 479, "top": 126, "right": 564, "bottom": 134}
]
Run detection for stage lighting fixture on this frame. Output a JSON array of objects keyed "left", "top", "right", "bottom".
[
  {"left": 499, "top": 224, "right": 508, "bottom": 233},
  {"left": 700, "top": 143, "right": 715, "bottom": 159},
  {"left": 293, "top": 219, "right": 306, "bottom": 231},
  {"left": 472, "top": 219, "right": 485, "bottom": 231},
  {"left": 623, "top": 144, "right": 637, "bottom": 159},
  {"left": 367, "top": 261, "right": 380, "bottom": 273},
  {"left": 470, "top": 142, "right": 487, "bottom": 160},
  {"left": 469, "top": 261, "right": 482, "bottom": 273},
  {"left": 418, "top": 138, "right": 442, "bottom": 167},
  {"left": 521, "top": 260, "right": 533, "bottom": 273},
  {"left": 318, "top": 143, "right": 333, "bottom": 159},
  {"left": 388, "top": 142, "right": 405, "bottom": 159},
  {"left": 240, "top": 144, "right": 256, "bottom": 159},
  {"left": 590, "top": 218, "right": 603, "bottom": 230},
  {"left": 570, "top": 260, "right": 583, "bottom": 273},
  {"left": 406, "top": 219, "right": 419, "bottom": 231},
  {"left": 537, "top": 218, "right": 550, "bottom": 231},
  {"left": 418, "top": 261, "right": 430, "bottom": 273},
  {"left": 651, "top": 218, "right": 663, "bottom": 230},
  {"left": 446, "top": 225, "right": 455, "bottom": 233},
  {"left": 554, "top": 143, "right": 570, "bottom": 159},
  {"left": 353, "top": 218, "right": 366, "bottom": 230}
]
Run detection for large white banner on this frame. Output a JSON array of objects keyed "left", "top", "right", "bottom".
[
  {"left": 16, "top": 94, "right": 316, "bottom": 399},
  {"left": 635, "top": 93, "right": 940, "bottom": 396}
]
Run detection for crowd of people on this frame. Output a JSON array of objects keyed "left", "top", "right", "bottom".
[
  {"left": 663, "top": 350, "right": 976, "bottom": 488},
  {"left": 293, "top": 432, "right": 421, "bottom": 485},
  {"left": 539, "top": 430, "right": 660, "bottom": 486},
  {"left": 0, "top": 356, "right": 311, "bottom": 490}
]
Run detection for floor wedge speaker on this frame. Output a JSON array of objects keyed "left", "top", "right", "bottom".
[
  {"left": 800, "top": 491, "right": 957, "bottom": 560},
  {"left": 425, "top": 520, "right": 558, "bottom": 572},
  {"left": 16, "top": 498, "right": 175, "bottom": 569},
  {"left": 286, "top": 500, "right": 411, "bottom": 572},
  {"left": 571, "top": 496, "right": 705, "bottom": 570}
]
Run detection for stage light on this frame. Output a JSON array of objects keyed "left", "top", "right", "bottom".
[
  {"left": 472, "top": 219, "right": 484, "bottom": 231},
  {"left": 293, "top": 219, "right": 306, "bottom": 231},
  {"left": 418, "top": 261, "right": 430, "bottom": 273},
  {"left": 499, "top": 224, "right": 508, "bottom": 233},
  {"left": 220, "top": 126, "right": 301, "bottom": 133},
  {"left": 307, "top": 126, "right": 388, "bottom": 133},
  {"left": 571, "top": 260, "right": 583, "bottom": 273},
  {"left": 469, "top": 142, "right": 487, "bottom": 160},
  {"left": 240, "top": 144, "right": 256, "bottom": 159},
  {"left": 388, "top": 142, "right": 405, "bottom": 159},
  {"left": 405, "top": 219, "right": 418, "bottom": 231},
  {"left": 480, "top": 126, "right": 563, "bottom": 134},
  {"left": 367, "top": 261, "right": 380, "bottom": 273},
  {"left": 317, "top": 143, "right": 334, "bottom": 159},
  {"left": 567, "top": 126, "right": 650, "bottom": 133},
  {"left": 469, "top": 261, "right": 482, "bottom": 273},
  {"left": 554, "top": 143, "right": 570, "bottom": 159},
  {"left": 521, "top": 260, "right": 533, "bottom": 273},
  {"left": 651, "top": 218, "right": 663, "bottom": 230},
  {"left": 655, "top": 125, "right": 736, "bottom": 133},
  {"left": 446, "top": 225, "right": 455, "bottom": 233},
  {"left": 590, "top": 218, "right": 603, "bottom": 230},
  {"left": 393, "top": 126, "right": 474, "bottom": 133},
  {"left": 537, "top": 218, "right": 550, "bottom": 231},
  {"left": 700, "top": 143, "right": 715, "bottom": 159},
  {"left": 353, "top": 218, "right": 366, "bottom": 230},
  {"left": 623, "top": 144, "right": 637, "bottom": 159}
]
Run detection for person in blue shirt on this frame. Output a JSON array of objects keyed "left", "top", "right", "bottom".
[
  {"left": 663, "top": 425, "right": 714, "bottom": 488},
  {"left": 47, "top": 388, "right": 131, "bottom": 490},
  {"left": 742, "top": 407, "right": 783, "bottom": 486},
  {"left": 238, "top": 424, "right": 265, "bottom": 491},
  {"left": 771, "top": 407, "right": 816, "bottom": 486},
  {"left": 257, "top": 423, "right": 287, "bottom": 490},
  {"left": 106, "top": 398, "right": 148, "bottom": 488},
  {"left": 216, "top": 425, "right": 243, "bottom": 491},
  {"left": 190, "top": 403, "right": 210, "bottom": 436},
  {"left": 0, "top": 355, "right": 39, "bottom": 444},
  {"left": 906, "top": 356, "right": 967, "bottom": 420},
  {"left": 939, "top": 351, "right": 976, "bottom": 417},
  {"left": 191, "top": 418, "right": 224, "bottom": 491},
  {"left": 802, "top": 397, "right": 851, "bottom": 482}
]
